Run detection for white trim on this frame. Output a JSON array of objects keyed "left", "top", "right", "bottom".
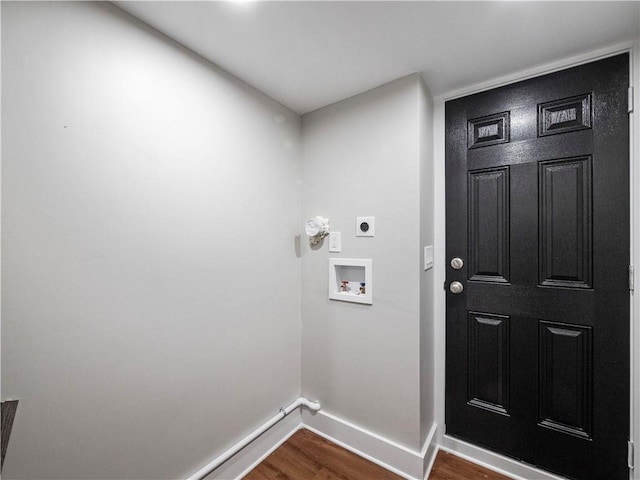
[
  {"left": 301, "top": 409, "right": 431, "bottom": 480},
  {"left": 420, "top": 422, "right": 438, "bottom": 459},
  {"left": 189, "top": 398, "right": 319, "bottom": 480},
  {"left": 303, "top": 425, "right": 418, "bottom": 480},
  {"left": 195, "top": 409, "right": 438, "bottom": 480},
  {"left": 442, "top": 40, "right": 635, "bottom": 102},
  {"left": 233, "top": 423, "right": 303, "bottom": 480},
  {"left": 188, "top": 411, "right": 301, "bottom": 480},
  {"left": 631, "top": 39, "right": 640, "bottom": 480},
  {"left": 421, "top": 423, "right": 439, "bottom": 480},
  {"left": 433, "top": 94, "right": 447, "bottom": 449},
  {"left": 433, "top": 41, "right": 638, "bottom": 480}
]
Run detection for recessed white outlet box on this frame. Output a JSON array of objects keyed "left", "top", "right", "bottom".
[
  {"left": 329, "top": 258, "right": 372, "bottom": 305},
  {"left": 329, "top": 232, "right": 341, "bottom": 252},
  {"left": 424, "top": 245, "right": 434, "bottom": 271},
  {"left": 356, "top": 216, "right": 375, "bottom": 237}
]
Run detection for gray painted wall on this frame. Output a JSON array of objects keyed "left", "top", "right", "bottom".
[
  {"left": 2, "top": 2, "right": 439, "bottom": 478},
  {"left": 1, "top": 2, "right": 302, "bottom": 479},
  {"left": 301, "top": 75, "right": 431, "bottom": 451}
]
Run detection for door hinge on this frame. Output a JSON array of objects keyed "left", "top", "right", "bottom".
[
  {"left": 629, "top": 87, "right": 634, "bottom": 114},
  {"left": 630, "top": 265, "right": 635, "bottom": 291},
  {"left": 629, "top": 440, "right": 635, "bottom": 469}
]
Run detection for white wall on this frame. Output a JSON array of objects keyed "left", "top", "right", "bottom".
[
  {"left": 1, "top": 2, "right": 302, "bottom": 479},
  {"left": 300, "top": 75, "right": 431, "bottom": 456}
]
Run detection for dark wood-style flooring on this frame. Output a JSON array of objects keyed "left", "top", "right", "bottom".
[
  {"left": 243, "top": 428, "right": 513, "bottom": 480},
  {"left": 429, "top": 450, "right": 513, "bottom": 480}
]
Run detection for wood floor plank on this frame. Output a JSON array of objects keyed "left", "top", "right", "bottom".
[
  {"left": 429, "top": 450, "right": 513, "bottom": 480},
  {"left": 243, "top": 429, "right": 403, "bottom": 480},
  {"left": 1, "top": 400, "right": 19, "bottom": 470},
  {"left": 243, "top": 429, "right": 513, "bottom": 480}
]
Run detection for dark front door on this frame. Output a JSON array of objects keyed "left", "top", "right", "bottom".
[{"left": 445, "top": 53, "right": 630, "bottom": 480}]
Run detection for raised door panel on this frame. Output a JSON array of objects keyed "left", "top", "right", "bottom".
[
  {"left": 539, "top": 321, "right": 593, "bottom": 439},
  {"left": 468, "top": 167, "right": 510, "bottom": 283},
  {"left": 539, "top": 157, "right": 592, "bottom": 288},
  {"left": 468, "top": 312, "right": 510, "bottom": 415}
]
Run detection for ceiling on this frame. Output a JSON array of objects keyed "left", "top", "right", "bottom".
[{"left": 114, "top": 1, "right": 640, "bottom": 115}]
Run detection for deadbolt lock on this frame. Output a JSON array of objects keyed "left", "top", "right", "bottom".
[{"left": 450, "top": 257, "right": 464, "bottom": 270}]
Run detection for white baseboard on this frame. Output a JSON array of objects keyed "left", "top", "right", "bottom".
[
  {"left": 302, "top": 409, "right": 438, "bottom": 480},
  {"left": 441, "top": 435, "right": 569, "bottom": 480},
  {"left": 200, "top": 412, "right": 302, "bottom": 480},
  {"left": 192, "top": 409, "right": 440, "bottom": 480},
  {"left": 191, "top": 411, "right": 568, "bottom": 480},
  {"left": 421, "top": 423, "right": 439, "bottom": 480},
  {"left": 198, "top": 407, "right": 567, "bottom": 480}
]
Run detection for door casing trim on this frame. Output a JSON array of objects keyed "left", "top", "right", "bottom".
[{"left": 433, "top": 40, "right": 639, "bottom": 480}]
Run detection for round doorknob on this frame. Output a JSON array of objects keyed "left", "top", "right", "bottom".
[
  {"left": 450, "top": 257, "right": 464, "bottom": 270},
  {"left": 449, "top": 281, "right": 464, "bottom": 294}
]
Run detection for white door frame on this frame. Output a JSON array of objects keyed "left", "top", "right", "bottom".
[{"left": 432, "top": 40, "right": 640, "bottom": 480}]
